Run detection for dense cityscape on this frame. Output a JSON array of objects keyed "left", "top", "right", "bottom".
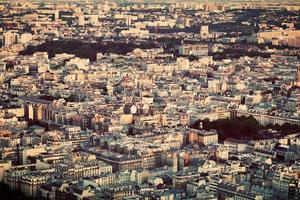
[{"left": 0, "top": 0, "right": 300, "bottom": 199}]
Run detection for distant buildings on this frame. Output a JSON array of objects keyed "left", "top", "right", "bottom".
[
  {"left": 179, "top": 43, "right": 209, "bottom": 56},
  {"left": 257, "top": 30, "right": 300, "bottom": 47}
]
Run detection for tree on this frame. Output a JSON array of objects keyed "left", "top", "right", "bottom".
[{"left": 192, "top": 116, "right": 261, "bottom": 141}]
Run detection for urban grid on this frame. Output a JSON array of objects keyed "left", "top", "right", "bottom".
[{"left": 0, "top": 0, "right": 300, "bottom": 200}]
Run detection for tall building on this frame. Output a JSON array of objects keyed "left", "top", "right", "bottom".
[
  {"left": 78, "top": 14, "right": 85, "bottom": 26},
  {"left": 90, "top": 15, "right": 99, "bottom": 26},
  {"left": 19, "top": 33, "right": 33, "bottom": 44},
  {"left": 295, "top": 66, "right": 300, "bottom": 87},
  {"left": 2, "top": 31, "right": 18, "bottom": 47},
  {"left": 126, "top": 16, "right": 132, "bottom": 26},
  {"left": 200, "top": 25, "right": 209, "bottom": 39},
  {"left": 32, "top": 104, "right": 44, "bottom": 123},
  {"left": 0, "top": 62, "right": 6, "bottom": 71}
]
